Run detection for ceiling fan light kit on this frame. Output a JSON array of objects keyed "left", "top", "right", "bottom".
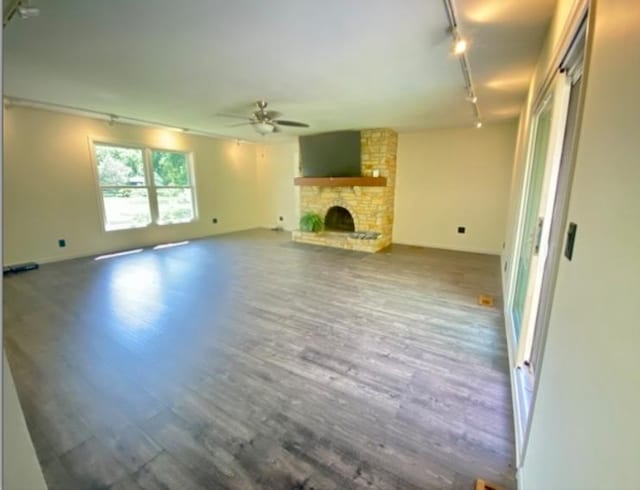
[{"left": 253, "top": 121, "right": 275, "bottom": 134}]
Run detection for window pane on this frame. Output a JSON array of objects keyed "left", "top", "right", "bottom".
[
  {"left": 152, "top": 151, "right": 189, "bottom": 186},
  {"left": 157, "top": 188, "right": 194, "bottom": 224},
  {"left": 102, "top": 188, "right": 151, "bottom": 230},
  {"left": 95, "top": 145, "right": 146, "bottom": 186}
]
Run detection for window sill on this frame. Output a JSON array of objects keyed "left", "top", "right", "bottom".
[{"left": 104, "top": 219, "right": 197, "bottom": 232}]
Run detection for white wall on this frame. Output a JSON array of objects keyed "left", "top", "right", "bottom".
[
  {"left": 3, "top": 106, "right": 262, "bottom": 264},
  {"left": 505, "top": 1, "right": 640, "bottom": 488},
  {"left": 394, "top": 123, "right": 517, "bottom": 254},
  {"left": 256, "top": 141, "right": 299, "bottom": 231},
  {"left": 3, "top": 355, "right": 47, "bottom": 490}
]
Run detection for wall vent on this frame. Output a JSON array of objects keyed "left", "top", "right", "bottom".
[
  {"left": 477, "top": 294, "right": 494, "bottom": 307},
  {"left": 476, "top": 479, "right": 502, "bottom": 490}
]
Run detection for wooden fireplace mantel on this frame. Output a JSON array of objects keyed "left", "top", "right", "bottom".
[{"left": 293, "top": 176, "right": 387, "bottom": 187}]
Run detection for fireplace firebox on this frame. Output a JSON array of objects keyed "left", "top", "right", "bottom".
[{"left": 324, "top": 206, "right": 355, "bottom": 232}]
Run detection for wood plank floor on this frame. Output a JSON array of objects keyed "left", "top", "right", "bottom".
[{"left": 3, "top": 229, "right": 515, "bottom": 490}]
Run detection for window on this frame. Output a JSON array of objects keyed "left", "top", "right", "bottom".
[
  {"left": 94, "top": 143, "right": 196, "bottom": 231},
  {"left": 151, "top": 150, "right": 195, "bottom": 225}
]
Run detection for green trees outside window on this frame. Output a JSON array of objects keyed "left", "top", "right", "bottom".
[{"left": 94, "top": 144, "right": 196, "bottom": 231}]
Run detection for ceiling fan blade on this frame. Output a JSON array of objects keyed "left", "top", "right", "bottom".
[
  {"left": 216, "top": 112, "right": 250, "bottom": 120},
  {"left": 274, "top": 120, "right": 309, "bottom": 128},
  {"left": 265, "top": 110, "right": 282, "bottom": 120},
  {"left": 227, "top": 121, "right": 252, "bottom": 127}
]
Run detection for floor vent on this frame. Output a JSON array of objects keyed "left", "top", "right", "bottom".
[
  {"left": 476, "top": 479, "right": 502, "bottom": 490},
  {"left": 477, "top": 294, "right": 494, "bottom": 307}
]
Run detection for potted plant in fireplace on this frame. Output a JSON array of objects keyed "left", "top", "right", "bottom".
[{"left": 299, "top": 212, "right": 323, "bottom": 233}]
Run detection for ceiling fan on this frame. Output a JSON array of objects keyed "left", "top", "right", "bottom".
[{"left": 217, "top": 100, "right": 310, "bottom": 135}]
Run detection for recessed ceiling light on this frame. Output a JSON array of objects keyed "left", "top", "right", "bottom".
[
  {"left": 475, "top": 120, "right": 483, "bottom": 129},
  {"left": 466, "top": 94, "right": 478, "bottom": 104}
]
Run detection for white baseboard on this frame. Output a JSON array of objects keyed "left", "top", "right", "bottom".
[{"left": 3, "top": 227, "right": 267, "bottom": 267}]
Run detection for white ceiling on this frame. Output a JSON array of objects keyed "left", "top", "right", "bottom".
[{"left": 3, "top": 0, "right": 555, "bottom": 140}]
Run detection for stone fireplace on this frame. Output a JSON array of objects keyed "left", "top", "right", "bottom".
[{"left": 292, "top": 128, "right": 397, "bottom": 253}]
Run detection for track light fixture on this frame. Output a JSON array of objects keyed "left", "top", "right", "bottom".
[
  {"left": 3, "top": 96, "right": 241, "bottom": 139},
  {"left": 453, "top": 34, "right": 467, "bottom": 56},
  {"left": 443, "top": 0, "right": 482, "bottom": 129}
]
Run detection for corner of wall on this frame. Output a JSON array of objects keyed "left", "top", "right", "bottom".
[{"left": 3, "top": 355, "right": 48, "bottom": 490}]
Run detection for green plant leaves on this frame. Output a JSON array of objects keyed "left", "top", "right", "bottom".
[{"left": 299, "top": 212, "right": 323, "bottom": 232}]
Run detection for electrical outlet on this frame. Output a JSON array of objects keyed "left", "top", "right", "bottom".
[
  {"left": 457, "top": 226, "right": 466, "bottom": 234},
  {"left": 212, "top": 218, "right": 218, "bottom": 224},
  {"left": 58, "top": 239, "right": 66, "bottom": 248}
]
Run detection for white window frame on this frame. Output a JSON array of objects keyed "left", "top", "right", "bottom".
[
  {"left": 147, "top": 147, "right": 198, "bottom": 226},
  {"left": 90, "top": 139, "right": 198, "bottom": 231}
]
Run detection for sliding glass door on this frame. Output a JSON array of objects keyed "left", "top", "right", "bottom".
[
  {"left": 512, "top": 99, "right": 553, "bottom": 341},
  {"left": 508, "top": 12, "right": 588, "bottom": 462}
]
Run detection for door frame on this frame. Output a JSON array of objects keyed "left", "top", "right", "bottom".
[
  {"left": 505, "top": 0, "right": 591, "bottom": 467},
  {"left": 528, "top": 21, "right": 587, "bottom": 378},
  {"left": 509, "top": 92, "right": 553, "bottom": 348},
  {"left": 519, "top": 17, "right": 590, "bottom": 463},
  {"left": 515, "top": 74, "right": 572, "bottom": 367}
]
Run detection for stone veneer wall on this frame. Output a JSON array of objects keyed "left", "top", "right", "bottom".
[{"left": 292, "top": 128, "right": 398, "bottom": 252}]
